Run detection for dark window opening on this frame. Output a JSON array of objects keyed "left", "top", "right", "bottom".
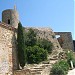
[{"left": 8, "top": 19, "right": 10, "bottom": 24}]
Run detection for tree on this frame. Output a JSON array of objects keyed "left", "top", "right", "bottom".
[
  {"left": 25, "top": 28, "right": 37, "bottom": 47},
  {"left": 17, "top": 22, "right": 26, "bottom": 69}
]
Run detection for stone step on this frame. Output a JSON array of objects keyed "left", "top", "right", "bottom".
[
  {"left": 30, "top": 64, "right": 52, "bottom": 75},
  {"left": 41, "top": 64, "right": 51, "bottom": 68},
  {"left": 27, "top": 63, "right": 54, "bottom": 75},
  {"left": 32, "top": 67, "right": 44, "bottom": 69},
  {"left": 30, "top": 68, "right": 43, "bottom": 75},
  {"left": 31, "top": 69, "right": 42, "bottom": 72},
  {"left": 31, "top": 72, "right": 41, "bottom": 75},
  {"left": 31, "top": 70, "right": 42, "bottom": 75},
  {"left": 49, "top": 60, "right": 58, "bottom": 64}
]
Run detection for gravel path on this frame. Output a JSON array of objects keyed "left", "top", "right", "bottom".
[{"left": 67, "top": 69, "right": 75, "bottom": 75}]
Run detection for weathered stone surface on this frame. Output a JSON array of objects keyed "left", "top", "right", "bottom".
[
  {"left": 2, "top": 9, "right": 19, "bottom": 28},
  {"left": 14, "top": 69, "right": 31, "bottom": 75},
  {"left": 0, "top": 23, "right": 18, "bottom": 75},
  {"left": 55, "top": 32, "right": 74, "bottom": 51}
]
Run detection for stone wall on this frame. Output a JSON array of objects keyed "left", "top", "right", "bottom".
[
  {"left": 54, "top": 32, "right": 74, "bottom": 51},
  {"left": 0, "top": 22, "right": 18, "bottom": 75}
]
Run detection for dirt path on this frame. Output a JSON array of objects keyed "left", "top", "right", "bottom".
[{"left": 67, "top": 69, "right": 75, "bottom": 75}]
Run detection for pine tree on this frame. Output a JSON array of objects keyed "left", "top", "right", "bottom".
[{"left": 17, "top": 22, "right": 26, "bottom": 69}]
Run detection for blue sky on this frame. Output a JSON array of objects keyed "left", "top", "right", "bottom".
[{"left": 0, "top": 0, "right": 74, "bottom": 39}]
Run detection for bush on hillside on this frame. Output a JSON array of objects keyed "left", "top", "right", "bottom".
[
  {"left": 24, "top": 28, "right": 53, "bottom": 64},
  {"left": 66, "top": 51, "right": 74, "bottom": 67},
  {"left": 50, "top": 64, "right": 65, "bottom": 75},
  {"left": 58, "top": 60, "right": 69, "bottom": 72},
  {"left": 50, "top": 60, "right": 69, "bottom": 75},
  {"left": 37, "top": 39, "right": 53, "bottom": 53},
  {"left": 24, "top": 28, "right": 37, "bottom": 47},
  {"left": 26, "top": 46, "right": 48, "bottom": 64}
]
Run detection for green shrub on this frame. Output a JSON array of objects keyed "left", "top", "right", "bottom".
[
  {"left": 65, "top": 51, "right": 75, "bottom": 68},
  {"left": 50, "top": 60, "right": 69, "bottom": 75},
  {"left": 24, "top": 28, "right": 37, "bottom": 47},
  {"left": 50, "top": 64, "right": 65, "bottom": 75},
  {"left": 66, "top": 51, "right": 74, "bottom": 67},
  {"left": 24, "top": 28, "right": 54, "bottom": 64},
  {"left": 58, "top": 60, "right": 69, "bottom": 71},
  {"left": 37, "top": 39, "right": 53, "bottom": 53},
  {"left": 26, "top": 46, "right": 48, "bottom": 64}
]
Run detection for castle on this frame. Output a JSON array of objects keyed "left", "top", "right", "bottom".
[{"left": 0, "top": 7, "right": 74, "bottom": 75}]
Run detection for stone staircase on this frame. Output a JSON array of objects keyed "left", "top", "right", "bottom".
[
  {"left": 14, "top": 53, "right": 59, "bottom": 75},
  {"left": 30, "top": 67, "right": 43, "bottom": 75},
  {"left": 25, "top": 54, "right": 59, "bottom": 75},
  {"left": 30, "top": 64, "right": 52, "bottom": 75}
]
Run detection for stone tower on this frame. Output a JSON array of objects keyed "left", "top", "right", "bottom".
[{"left": 2, "top": 6, "right": 19, "bottom": 28}]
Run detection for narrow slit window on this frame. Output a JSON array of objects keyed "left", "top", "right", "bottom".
[{"left": 8, "top": 19, "right": 10, "bottom": 24}]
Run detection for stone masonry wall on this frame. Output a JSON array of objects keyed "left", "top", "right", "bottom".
[
  {"left": 55, "top": 32, "right": 74, "bottom": 51},
  {"left": 0, "top": 22, "right": 18, "bottom": 75},
  {"left": 2, "top": 9, "right": 19, "bottom": 28}
]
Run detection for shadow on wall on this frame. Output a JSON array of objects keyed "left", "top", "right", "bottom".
[
  {"left": 73, "top": 40, "right": 75, "bottom": 51},
  {"left": 11, "top": 32, "right": 19, "bottom": 73}
]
